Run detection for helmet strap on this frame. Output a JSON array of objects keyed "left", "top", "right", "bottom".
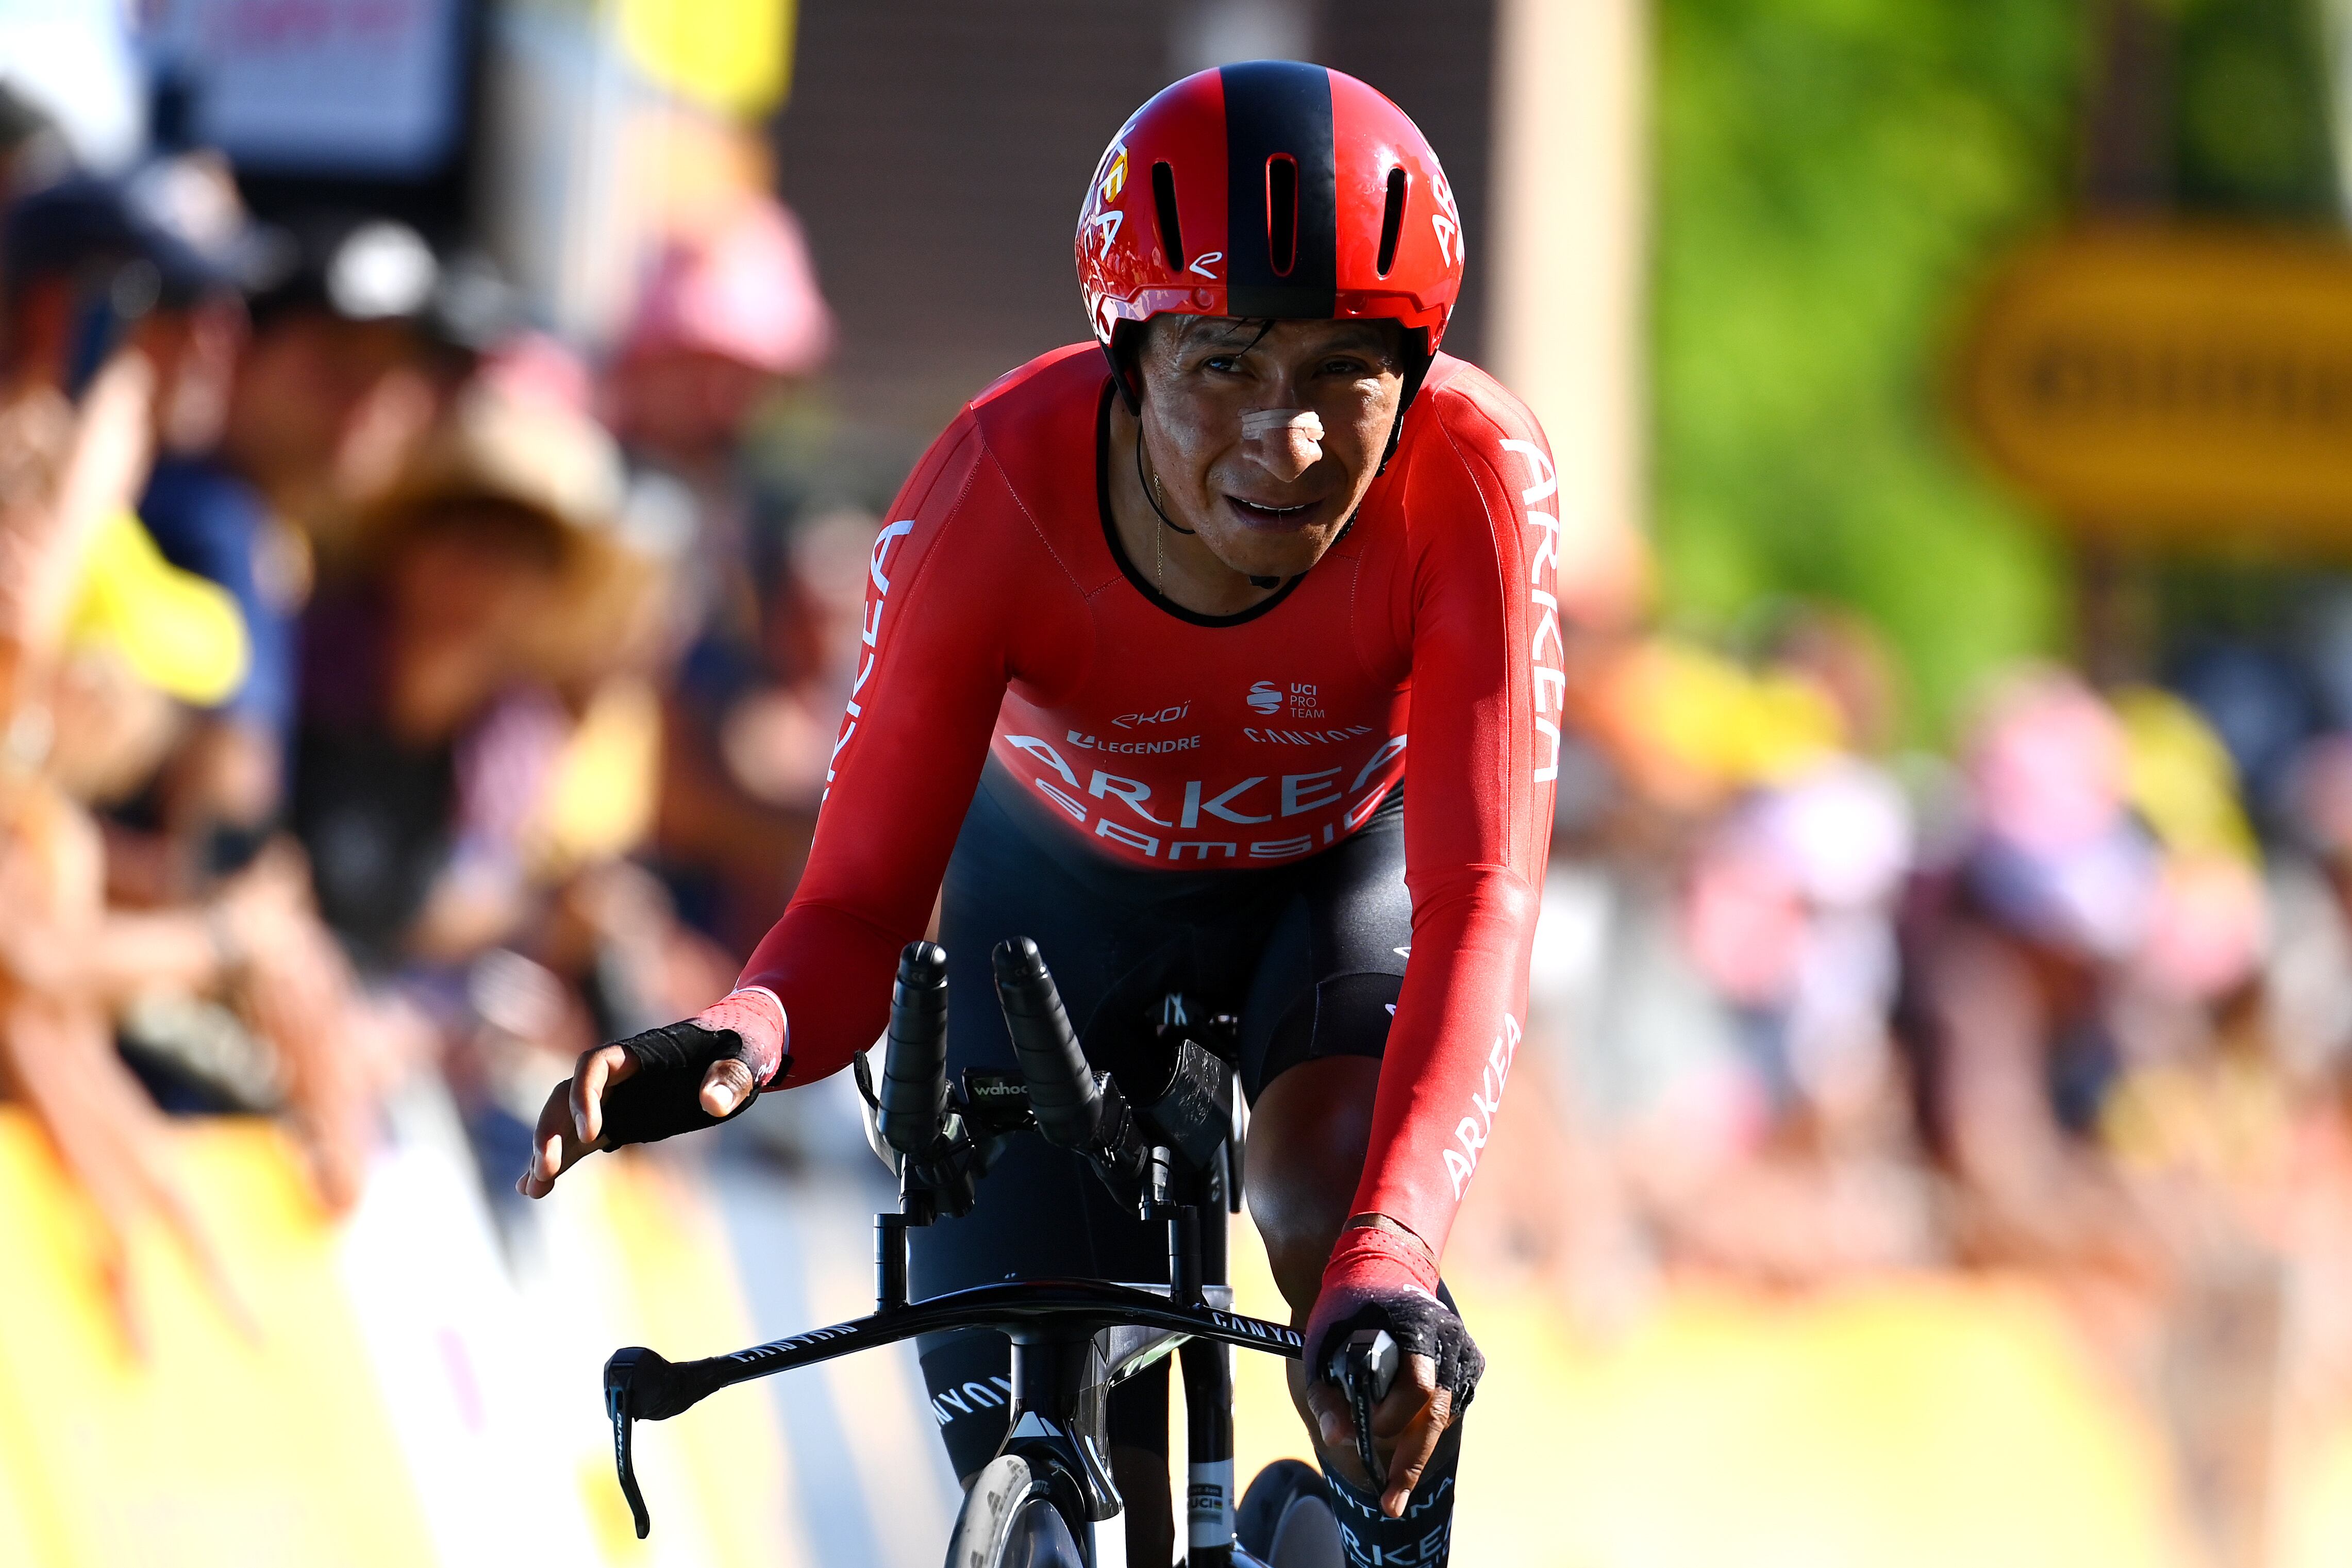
[
  {"left": 1100, "top": 335, "right": 1143, "bottom": 415},
  {"left": 1376, "top": 330, "right": 1435, "bottom": 476}
]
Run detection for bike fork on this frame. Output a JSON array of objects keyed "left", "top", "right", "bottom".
[
  {"left": 1180, "top": 1181, "right": 1237, "bottom": 1568},
  {"left": 1181, "top": 1336, "right": 1236, "bottom": 1567}
]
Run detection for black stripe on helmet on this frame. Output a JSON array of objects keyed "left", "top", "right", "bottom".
[{"left": 1220, "top": 60, "right": 1337, "bottom": 319}]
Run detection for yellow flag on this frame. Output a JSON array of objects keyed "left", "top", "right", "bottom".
[{"left": 621, "top": 0, "right": 796, "bottom": 116}]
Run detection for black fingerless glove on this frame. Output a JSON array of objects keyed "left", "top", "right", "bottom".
[
  {"left": 597, "top": 1021, "right": 771, "bottom": 1148},
  {"left": 1314, "top": 1291, "right": 1484, "bottom": 1415},
  {"left": 1307, "top": 1225, "right": 1484, "bottom": 1414}
]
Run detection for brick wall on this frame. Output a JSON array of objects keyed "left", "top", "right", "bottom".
[{"left": 772, "top": 0, "right": 1496, "bottom": 443}]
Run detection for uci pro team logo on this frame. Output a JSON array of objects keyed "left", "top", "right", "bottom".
[{"left": 1247, "top": 680, "right": 1327, "bottom": 721}]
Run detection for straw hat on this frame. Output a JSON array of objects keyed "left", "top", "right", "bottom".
[
  {"left": 364, "top": 383, "right": 677, "bottom": 684},
  {"left": 368, "top": 378, "right": 624, "bottom": 542}
]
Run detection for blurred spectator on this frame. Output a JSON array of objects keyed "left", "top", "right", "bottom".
[
  {"left": 2272, "top": 733, "right": 2352, "bottom": 1080},
  {"left": 0, "top": 159, "right": 377, "bottom": 1186},
  {"left": 0, "top": 353, "right": 366, "bottom": 1345},
  {"left": 1529, "top": 617, "right": 1939, "bottom": 1294},
  {"left": 605, "top": 195, "right": 831, "bottom": 472},
  {"left": 717, "top": 502, "right": 886, "bottom": 809},
  {"left": 286, "top": 369, "right": 729, "bottom": 1193},
  {"left": 1897, "top": 670, "right": 2166, "bottom": 1273},
  {"left": 290, "top": 378, "right": 639, "bottom": 971},
  {"left": 1894, "top": 669, "right": 2276, "bottom": 1309},
  {"left": 601, "top": 194, "right": 835, "bottom": 952},
  {"left": 0, "top": 155, "right": 297, "bottom": 879},
  {"left": 224, "top": 213, "right": 494, "bottom": 570}
]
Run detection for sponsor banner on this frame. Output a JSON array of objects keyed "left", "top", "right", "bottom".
[{"left": 163, "top": 0, "right": 471, "bottom": 177}]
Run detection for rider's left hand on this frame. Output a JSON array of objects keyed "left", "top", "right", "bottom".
[
  {"left": 1302, "top": 1217, "right": 1483, "bottom": 1517},
  {"left": 1301, "top": 1344, "right": 1462, "bottom": 1516}
]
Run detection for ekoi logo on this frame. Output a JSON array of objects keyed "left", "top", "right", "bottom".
[
  {"left": 1115, "top": 702, "right": 1190, "bottom": 729},
  {"left": 1246, "top": 682, "right": 1282, "bottom": 715}
]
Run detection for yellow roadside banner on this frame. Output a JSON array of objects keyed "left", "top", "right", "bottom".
[
  {"left": 1959, "top": 225, "right": 2352, "bottom": 553},
  {"left": 0, "top": 1108, "right": 797, "bottom": 1568},
  {"left": 0, "top": 1114, "right": 437, "bottom": 1568}
]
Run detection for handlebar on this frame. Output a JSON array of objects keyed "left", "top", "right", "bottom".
[
  {"left": 878, "top": 941, "right": 951, "bottom": 1157},
  {"left": 610, "top": 936, "right": 1247, "bottom": 1540},
  {"left": 604, "top": 1277, "right": 1300, "bottom": 1539}
]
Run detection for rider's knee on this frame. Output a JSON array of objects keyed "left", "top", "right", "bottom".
[
  {"left": 1245, "top": 1056, "right": 1381, "bottom": 1311},
  {"left": 1254, "top": 1200, "right": 1345, "bottom": 1311}
]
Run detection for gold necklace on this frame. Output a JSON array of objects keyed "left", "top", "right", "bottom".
[
  {"left": 1136, "top": 426, "right": 1191, "bottom": 596},
  {"left": 1138, "top": 428, "right": 1284, "bottom": 599}
]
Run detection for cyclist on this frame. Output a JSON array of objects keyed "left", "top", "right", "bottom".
[{"left": 522, "top": 61, "right": 1560, "bottom": 1567}]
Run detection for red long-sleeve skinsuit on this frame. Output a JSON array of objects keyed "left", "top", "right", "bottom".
[{"left": 741, "top": 343, "right": 1558, "bottom": 1260}]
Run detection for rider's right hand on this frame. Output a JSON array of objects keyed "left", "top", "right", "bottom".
[{"left": 518, "top": 988, "right": 788, "bottom": 1198}]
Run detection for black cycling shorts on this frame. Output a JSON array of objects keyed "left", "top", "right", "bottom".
[{"left": 913, "top": 761, "right": 1409, "bottom": 1480}]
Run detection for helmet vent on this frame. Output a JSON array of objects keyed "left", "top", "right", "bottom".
[
  {"left": 1377, "top": 167, "right": 1408, "bottom": 277},
  {"left": 1265, "top": 155, "right": 1299, "bottom": 277},
  {"left": 1152, "top": 161, "right": 1185, "bottom": 270}
]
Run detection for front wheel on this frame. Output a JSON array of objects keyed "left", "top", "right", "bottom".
[
  {"left": 945, "top": 1453, "right": 1087, "bottom": 1568},
  {"left": 1235, "top": 1458, "right": 1345, "bottom": 1567}
]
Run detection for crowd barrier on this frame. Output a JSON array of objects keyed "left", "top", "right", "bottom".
[
  {"left": 0, "top": 1097, "right": 794, "bottom": 1568},
  {"left": 10, "top": 1092, "right": 2352, "bottom": 1567}
]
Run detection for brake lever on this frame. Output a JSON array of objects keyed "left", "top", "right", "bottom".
[
  {"left": 605, "top": 1347, "right": 659, "bottom": 1538},
  {"left": 1330, "top": 1328, "right": 1398, "bottom": 1490}
]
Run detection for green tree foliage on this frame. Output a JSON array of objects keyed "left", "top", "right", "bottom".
[
  {"left": 1653, "top": 0, "right": 2086, "bottom": 737},
  {"left": 2174, "top": 0, "right": 2340, "bottom": 217}
]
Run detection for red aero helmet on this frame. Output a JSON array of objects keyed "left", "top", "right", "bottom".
[{"left": 1076, "top": 61, "right": 1464, "bottom": 357}]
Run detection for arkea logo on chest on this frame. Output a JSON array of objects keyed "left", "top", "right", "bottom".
[{"left": 1000, "top": 730, "right": 1405, "bottom": 864}]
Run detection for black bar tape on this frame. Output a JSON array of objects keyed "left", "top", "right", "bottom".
[
  {"left": 597, "top": 1022, "right": 778, "bottom": 1148},
  {"left": 993, "top": 937, "right": 1102, "bottom": 1149},
  {"left": 879, "top": 942, "right": 952, "bottom": 1158}
]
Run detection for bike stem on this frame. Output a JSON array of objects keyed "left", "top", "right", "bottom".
[{"left": 875, "top": 1210, "right": 909, "bottom": 1311}]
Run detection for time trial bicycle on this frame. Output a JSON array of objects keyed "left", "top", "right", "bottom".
[{"left": 599, "top": 937, "right": 1396, "bottom": 1566}]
